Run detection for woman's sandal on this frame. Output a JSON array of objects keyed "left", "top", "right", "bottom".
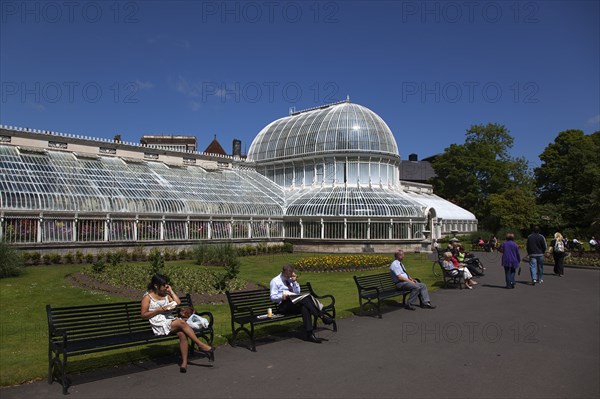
[{"left": 202, "top": 347, "right": 215, "bottom": 362}]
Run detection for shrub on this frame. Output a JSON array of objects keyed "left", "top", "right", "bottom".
[
  {"left": 148, "top": 248, "right": 164, "bottom": 275},
  {"left": 164, "top": 248, "right": 178, "bottom": 261},
  {"left": 30, "top": 252, "right": 41, "bottom": 265},
  {"left": 64, "top": 252, "right": 74, "bottom": 264},
  {"left": 84, "top": 253, "right": 94, "bottom": 264},
  {"left": 21, "top": 252, "right": 32, "bottom": 264},
  {"left": 256, "top": 243, "right": 269, "bottom": 254},
  {"left": 236, "top": 245, "right": 254, "bottom": 257},
  {"left": 75, "top": 250, "right": 84, "bottom": 263},
  {"left": 213, "top": 256, "right": 241, "bottom": 291},
  {"left": 131, "top": 246, "right": 145, "bottom": 261},
  {"left": 106, "top": 252, "right": 122, "bottom": 268},
  {"left": 193, "top": 243, "right": 238, "bottom": 267},
  {"left": 282, "top": 242, "right": 294, "bottom": 253},
  {"left": 42, "top": 254, "right": 52, "bottom": 265},
  {"left": 116, "top": 249, "right": 130, "bottom": 262},
  {"left": 92, "top": 259, "right": 106, "bottom": 273},
  {"left": 50, "top": 253, "right": 62, "bottom": 264},
  {"left": 0, "top": 242, "right": 25, "bottom": 278}
]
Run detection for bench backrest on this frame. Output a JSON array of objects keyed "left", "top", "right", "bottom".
[
  {"left": 354, "top": 273, "right": 396, "bottom": 291},
  {"left": 47, "top": 294, "right": 194, "bottom": 342},
  {"left": 226, "top": 284, "right": 311, "bottom": 318}
]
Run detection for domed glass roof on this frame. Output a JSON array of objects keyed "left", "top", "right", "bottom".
[{"left": 248, "top": 100, "right": 399, "bottom": 163}]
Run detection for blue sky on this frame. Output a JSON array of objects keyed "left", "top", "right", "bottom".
[{"left": 1, "top": 0, "right": 599, "bottom": 167}]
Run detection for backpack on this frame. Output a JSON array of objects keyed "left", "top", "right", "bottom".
[{"left": 554, "top": 239, "right": 565, "bottom": 253}]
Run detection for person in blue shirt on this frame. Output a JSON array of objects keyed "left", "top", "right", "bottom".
[
  {"left": 390, "top": 249, "right": 436, "bottom": 310},
  {"left": 270, "top": 264, "right": 333, "bottom": 343}
]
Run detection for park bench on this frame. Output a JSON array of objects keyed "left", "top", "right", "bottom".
[
  {"left": 46, "top": 294, "right": 213, "bottom": 394},
  {"left": 437, "top": 260, "right": 465, "bottom": 289},
  {"left": 225, "top": 283, "right": 337, "bottom": 351},
  {"left": 353, "top": 272, "right": 412, "bottom": 318}
]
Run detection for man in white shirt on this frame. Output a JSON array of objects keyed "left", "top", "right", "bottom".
[
  {"left": 270, "top": 264, "right": 333, "bottom": 343},
  {"left": 390, "top": 249, "right": 436, "bottom": 310}
]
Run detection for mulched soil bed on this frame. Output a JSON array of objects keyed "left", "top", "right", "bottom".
[{"left": 67, "top": 272, "right": 264, "bottom": 304}]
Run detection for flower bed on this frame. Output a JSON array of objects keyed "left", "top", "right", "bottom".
[
  {"left": 294, "top": 254, "right": 392, "bottom": 273},
  {"left": 543, "top": 251, "right": 600, "bottom": 267}
]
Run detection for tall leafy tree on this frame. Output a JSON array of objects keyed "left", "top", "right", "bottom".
[
  {"left": 535, "top": 130, "right": 600, "bottom": 234},
  {"left": 430, "top": 123, "right": 532, "bottom": 232}
]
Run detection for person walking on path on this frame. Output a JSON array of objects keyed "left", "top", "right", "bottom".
[
  {"left": 526, "top": 226, "right": 547, "bottom": 285},
  {"left": 499, "top": 233, "right": 521, "bottom": 289},
  {"left": 550, "top": 232, "right": 567, "bottom": 277}
]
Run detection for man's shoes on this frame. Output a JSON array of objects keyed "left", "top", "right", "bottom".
[
  {"left": 532, "top": 280, "right": 537, "bottom": 285},
  {"left": 321, "top": 315, "right": 334, "bottom": 325},
  {"left": 404, "top": 304, "right": 416, "bottom": 311},
  {"left": 306, "top": 332, "right": 322, "bottom": 343},
  {"left": 421, "top": 302, "right": 436, "bottom": 309}
]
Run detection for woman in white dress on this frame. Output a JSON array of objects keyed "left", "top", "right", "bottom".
[
  {"left": 141, "top": 274, "right": 214, "bottom": 372},
  {"left": 442, "top": 252, "right": 476, "bottom": 289}
]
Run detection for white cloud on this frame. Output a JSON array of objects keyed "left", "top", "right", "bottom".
[
  {"left": 172, "top": 75, "right": 199, "bottom": 98},
  {"left": 174, "top": 39, "right": 191, "bottom": 49},
  {"left": 133, "top": 80, "right": 154, "bottom": 90},
  {"left": 586, "top": 114, "right": 600, "bottom": 126},
  {"left": 189, "top": 101, "right": 202, "bottom": 111}
]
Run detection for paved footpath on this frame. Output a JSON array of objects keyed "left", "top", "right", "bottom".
[{"left": 2, "top": 252, "right": 599, "bottom": 399}]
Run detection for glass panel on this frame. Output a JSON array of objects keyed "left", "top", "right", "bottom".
[
  {"left": 42, "top": 219, "right": 73, "bottom": 242},
  {"left": 137, "top": 220, "right": 161, "bottom": 241},
  {"left": 2, "top": 218, "right": 37, "bottom": 243},
  {"left": 77, "top": 219, "right": 105, "bottom": 242},
  {"left": 110, "top": 220, "right": 135, "bottom": 241},
  {"left": 164, "top": 221, "right": 187, "bottom": 240}
]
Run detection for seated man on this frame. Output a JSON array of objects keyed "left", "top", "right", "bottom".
[
  {"left": 270, "top": 264, "right": 333, "bottom": 343},
  {"left": 390, "top": 249, "right": 436, "bottom": 310}
]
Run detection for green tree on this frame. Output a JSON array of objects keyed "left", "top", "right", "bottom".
[
  {"left": 430, "top": 123, "right": 533, "bottom": 232},
  {"left": 535, "top": 130, "right": 600, "bottom": 234},
  {"left": 488, "top": 187, "right": 539, "bottom": 232}
]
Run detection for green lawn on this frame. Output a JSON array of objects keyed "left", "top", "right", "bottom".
[{"left": 0, "top": 252, "right": 437, "bottom": 387}]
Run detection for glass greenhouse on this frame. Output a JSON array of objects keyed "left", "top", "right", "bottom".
[{"left": 0, "top": 101, "right": 477, "bottom": 249}]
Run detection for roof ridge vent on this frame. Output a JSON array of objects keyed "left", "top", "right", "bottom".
[{"left": 289, "top": 98, "right": 351, "bottom": 116}]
